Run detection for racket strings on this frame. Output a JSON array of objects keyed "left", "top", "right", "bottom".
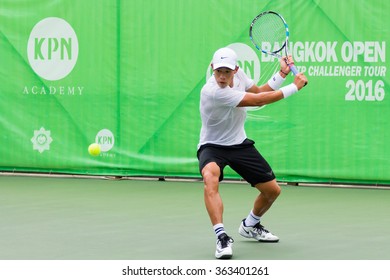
[{"left": 251, "top": 14, "right": 286, "bottom": 52}]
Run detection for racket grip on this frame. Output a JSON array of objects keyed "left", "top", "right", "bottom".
[{"left": 289, "top": 63, "right": 298, "bottom": 75}]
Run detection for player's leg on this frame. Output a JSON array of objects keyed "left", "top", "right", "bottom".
[
  {"left": 202, "top": 162, "right": 223, "bottom": 225},
  {"left": 201, "top": 162, "right": 234, "bottom": 259},
  {"left": 226, "top": 141, "right": 281, "bottom": 242},
  {"left": 239, "top": 179, "right": 281, "bottom": 242},
  {"left": 252, "top": 179, "right": 281, "bottom": 218}
]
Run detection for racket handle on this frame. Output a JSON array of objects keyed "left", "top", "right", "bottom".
[{"left": 289, "top": 63, "right": 298, "bottom": 75}]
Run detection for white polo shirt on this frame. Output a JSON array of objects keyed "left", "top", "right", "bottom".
[{"left": 198, "top": 68, "right": 255, "bottom": 149}]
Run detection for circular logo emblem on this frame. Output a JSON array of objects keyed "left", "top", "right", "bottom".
[
  {"left": 27, "top": 17, "right": 78, "bottom": 81},
  {"left": 95, "top": 129, "right": 115, "bottom": 152}
]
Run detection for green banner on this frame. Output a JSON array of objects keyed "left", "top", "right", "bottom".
[{"left": 1, "top": 0, "right": 389, "bottom": 185}]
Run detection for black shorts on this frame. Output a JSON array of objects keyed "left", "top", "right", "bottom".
[{"left": 197, "top": 138, "right": 276, "bottom": 187}]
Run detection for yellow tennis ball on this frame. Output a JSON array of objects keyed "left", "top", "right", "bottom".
[{"left": 88, "top": 143, "right": 101, "bottom": 156}]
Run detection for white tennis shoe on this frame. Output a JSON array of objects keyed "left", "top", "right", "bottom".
[
  {"left": 215, "top": 233, "right": 234, "bottom": 259},
  {"left": 238, "top": 219, "right": 279, "bottom": 242}
]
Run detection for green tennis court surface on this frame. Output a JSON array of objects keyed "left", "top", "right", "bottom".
[{"left": 0, "top": 175, "right": 389, "bottom": 260}]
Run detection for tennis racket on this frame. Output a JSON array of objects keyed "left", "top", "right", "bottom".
[{"left": 249, "top": 10, "right": 298, "bottom": 75}]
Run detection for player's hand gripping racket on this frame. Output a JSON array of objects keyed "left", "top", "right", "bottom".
[{"left": 250, "top": 10, "right": 298, "bottom": 75}]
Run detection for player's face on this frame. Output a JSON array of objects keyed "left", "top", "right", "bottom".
[{"left": 213, "top": 67, "right": 236, "bottom": 88}]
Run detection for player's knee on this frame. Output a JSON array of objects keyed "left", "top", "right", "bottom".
[
  {"left": 202, "top": 169, "right": 215, "bottom": 182},
  {"left": 263, "top": 184, "right": 281, "bottom": 201},
  {"left": 201, "top": 163, "right": 219, "bottom": 182},
  {"left": 202, "top": 169, "right": 219, "bottom": 195},
  {"left": 273, "top": 184, "right": 282, "bottom": 198},
  {"left": 202, "top": 172, "right": 219, "bottom": 191}
]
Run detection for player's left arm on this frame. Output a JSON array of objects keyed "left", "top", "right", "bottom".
[
  {"left": 246, "top": 78, "right": 282, "bottom": 93},
  {"left": 239, "top": 71, "right": 308, "bottom": 107},
  {"left": 247, "top": 56, "right": 292, "bottom": 94}
]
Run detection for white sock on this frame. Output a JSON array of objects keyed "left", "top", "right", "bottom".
[
  {"left": 244, "top": 210, "right": 261, "bottom": 227},
  {"left": 213, "top": 223, "right": 226, "bottom": 238}
]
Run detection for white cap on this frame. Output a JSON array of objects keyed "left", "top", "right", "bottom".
[{"left": 212, "top": 47, "right": 237, "bottom": 70}]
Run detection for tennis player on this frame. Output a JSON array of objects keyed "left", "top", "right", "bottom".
[{"left": 197, "top": 47, "right": 308, "bottom": 259}]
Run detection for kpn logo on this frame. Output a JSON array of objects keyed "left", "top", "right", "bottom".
[
  {"left": 95, "top": 129, "right": 115, "bottom": 154},
  {"left": 27, "top": 17, "right": 78, "bottom": 81}
]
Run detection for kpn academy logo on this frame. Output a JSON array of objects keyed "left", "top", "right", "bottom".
[
  {"left": 24, "top": 17, "right": 83, "bottom": 95},
  {"left": 27, "top": 17, "right": 78, "bottom": 81}
]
